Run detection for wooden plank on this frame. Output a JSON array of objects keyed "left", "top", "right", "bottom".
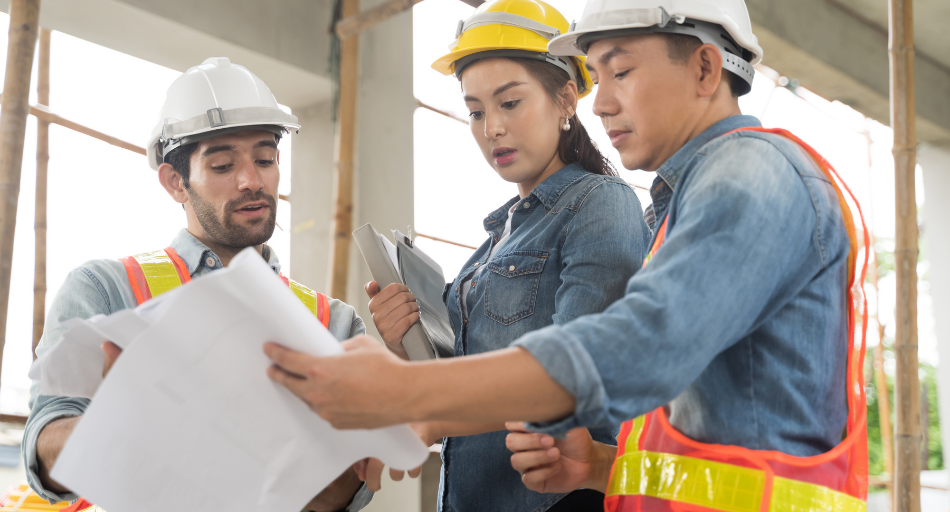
[
  {"left": 336, "top": 0, "right": 424, "bottom": 40},
  {"left": 30, "top": 104, "right": 145, "bottom": 156},
  {"left": 415, "top": 233, "right": 476, "bottom": 251},
  {"left": 415, "top": 98, "right": 468, "bottom": 125},
  {"left": 33, "top": 28, "right": 50, "bottom": 360},
  {"left": 889, "top": 0, "right": 921, "bottom": 511},
  {"left": 328, "top": 0, "right": 360, "bottom": 301},
  {"left": 0, "top": 0, "right": 41, "bottom": 402}
]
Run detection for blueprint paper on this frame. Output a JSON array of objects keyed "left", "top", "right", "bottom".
[{"left": 49, "top": 248, "right": 428, "bottom": 512}]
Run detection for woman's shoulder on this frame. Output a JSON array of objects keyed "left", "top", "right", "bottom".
[{"left": 562, "top": 170, "right": 639, "bottom": 209}]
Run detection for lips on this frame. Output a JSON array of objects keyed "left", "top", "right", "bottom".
[
  {"left": 492, "top": 147, "right": 518, "bottom": 166},
  {"left": 607, "top": 130, "right": 631, "bottom": 147},
  {"left": 233, "top": 201, "right": 269, "bottom": 217}
]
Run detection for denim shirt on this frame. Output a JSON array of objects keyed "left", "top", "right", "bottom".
[
  {"left": 514, "top": 115, "right": 851, "bottom": 456},
  {"left": 439, "top": 163, "right": 650, "bottom": 512},
  {"left": 24, "top": 229, "right": 372, "bottom": 511}
]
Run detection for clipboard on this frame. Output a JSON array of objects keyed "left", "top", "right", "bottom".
[{"left": 353, "top": 224, "right": 456, "bottom": 360}]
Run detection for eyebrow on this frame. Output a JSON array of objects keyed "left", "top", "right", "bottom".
[
  {"left": 255, "top": 139, "right": 278, "bottom": 150},
  {"left": 202, "top": 144, "right": 236, "bottom": 157},
  {"left": 463, "top": 81, "right": 526, "bottom": 102},
  {"left": 598, "top": 46, "right": 632, "bottom": 66}
]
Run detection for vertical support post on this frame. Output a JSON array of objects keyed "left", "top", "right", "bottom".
[
  {"left": 32, "top": 28, "right": 49, "bottom": 360},
  {"left": 328, "top": 0, "right": 360, "bottom": 301},
  {"left": 919, "top": 383, "right": 929, "bottom": 470},
  {"left": 0, "top": 0, "right": 41, "bottom": 387},
  {"left": 870, "top": 242, "right": 895, "bottom": 482},
  {"left": 889, "top": 0, "right": 920, "bottom": 511}
]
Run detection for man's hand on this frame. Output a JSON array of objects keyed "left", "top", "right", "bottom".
[
  {"left": 303, "top": 466, "right": 363, "bottom": 512},
  {"left": 101, "top": 341, "right": 122, "bottom": 377},
  {"left": 505, "top": 422, "right": 614, "bottom": 494},
  {"left": 264, "top": 336, "right": 419, "bottom": 429},
  {"left": 365, "top": 282, "right": 419, "bottom": 361}
]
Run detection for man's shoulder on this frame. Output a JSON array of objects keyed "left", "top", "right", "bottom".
[{"left": 699, "top": 130, "right": 827, "bottom": 183}]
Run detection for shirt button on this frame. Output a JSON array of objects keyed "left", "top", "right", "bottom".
[
  {"left": 473, "top": 262, "right": 480, "bottom": 267},
  {"left": 206, "top": 256, "right": 217, "bottom": 268},
  {"left": 523, "top": 202, "right": 530, "bottom": 209},
  {"left": 509, "top": 265, "right": 516, "bottom": 271},
  {"left": 471, "top": 279, "right": 476, "bottom": 287}
]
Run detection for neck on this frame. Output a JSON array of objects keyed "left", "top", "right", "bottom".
[
  {"left": 187, "top": 228, "right": 262, "bottom": 267},
  {"left": 647, "top": 99, "right": 742, "bottom": 173},
  {"left": 517, "top": 154, "right": 567, "bottom": 198}
]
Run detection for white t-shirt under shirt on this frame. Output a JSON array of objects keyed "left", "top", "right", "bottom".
[{"left": 461, "top": 203, "right": 518, "bottom": 319}]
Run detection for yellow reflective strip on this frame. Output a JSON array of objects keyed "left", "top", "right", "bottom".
[
  {"left": 624, "top": 415, "right": 646, "bottom": 453},
  {"left": 134, "top": 250, "right": 184, "bottom": 297},
  {"left": 606, "top": 451, "right": 865, "bottom": 512},
  {"left": 289, "top": 279, "right": 319, "bottom": 318}
]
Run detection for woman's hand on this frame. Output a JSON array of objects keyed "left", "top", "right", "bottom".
[
  {"left": 352, "top": 423, "right": 431, "bottom": 492},
  {"left": 505, "top": 422, "right": 614, "bottom": 494},
  {"left": 365, "top": 281, "right": 420, "bottom": 361}
]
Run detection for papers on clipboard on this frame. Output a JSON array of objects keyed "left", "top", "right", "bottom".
[{"left": 353, "top": 224, "right": 455, "bottom": 360}]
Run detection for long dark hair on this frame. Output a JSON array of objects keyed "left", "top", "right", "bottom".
[{"left": 514, "top": 58, "right": 617, "bottom": 177}]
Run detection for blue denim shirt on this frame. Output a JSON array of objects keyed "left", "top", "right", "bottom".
[
  {"left": 514, "top": 115, "right": 851, "bottom": 456},
  {"left": 24, "top": 229, "right": 373, "bottom": 511},
  {"left": 439, "top": 163, "right": 651, "bottom": 512}
]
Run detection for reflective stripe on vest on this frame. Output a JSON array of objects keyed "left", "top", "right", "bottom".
[
  {"left": 119, "top": 248, "right": 331, "bottom": 329},
  {"left": 60, "top": 498, "right": 105, "bottom": 512},
  {"left": 606, "top": 128, "right": 869, "bottom": 512}
]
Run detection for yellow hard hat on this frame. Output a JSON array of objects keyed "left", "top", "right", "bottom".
[{"left": 432, "top": 0, "right": 594, "bottom": 99}]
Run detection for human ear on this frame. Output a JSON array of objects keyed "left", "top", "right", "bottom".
[
  {"left": 559, "top": 80, "right": 580, "bottom": 118},
  {"left": 694, "top": 44, "right": 724, "bottom": 98},
  {"left": 158, "top": 163, "right": 188, "bottom": 205}
]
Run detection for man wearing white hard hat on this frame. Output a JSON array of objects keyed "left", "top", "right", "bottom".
[
  {"left": 261, "top": 1, "right": 870, "bottom": 511},
  {"left": 24, "top": 58, "right": 373, "bottom": 512}
]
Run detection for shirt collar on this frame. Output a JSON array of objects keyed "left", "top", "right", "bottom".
[
  {"left": 528, "top": 163, "right": 591, "bottom": 210},
  {"left": 169, "top": 229, "right": 282, "bottom": 276},
  {"left": 654, "top": 115, "right": 761, "bottom": 191}
]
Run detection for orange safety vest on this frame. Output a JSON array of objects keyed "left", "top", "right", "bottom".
[
  {"left": 605, "top": 128, "right": 869, "bottom": 512},
  {"left": 118, "top": 247, "right": 331, "bottom": 328}
]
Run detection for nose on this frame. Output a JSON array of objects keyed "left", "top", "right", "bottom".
[
  {"left": 592, "top": 82, "right": 618, "bottom": 119},
  {"left": 484, "top": 111, "right": 506, "bottom": 141},
  {"left": 235, "top": 156, "right": 264, "bottom": 193}
]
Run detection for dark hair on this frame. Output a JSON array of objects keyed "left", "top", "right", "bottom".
[
  {"left": 513, "top": 58, "right": 617, "bottom": 177},
  {"left": 662, "top": 33, "right": 742, "bottom": 98},
  {"left": 163, "top": 142, "right": 199, "bottom": 188}
]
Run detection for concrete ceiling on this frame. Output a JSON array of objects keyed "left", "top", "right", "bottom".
[{"left": 832, "top": 0, "right": 950, "bottom": 71}]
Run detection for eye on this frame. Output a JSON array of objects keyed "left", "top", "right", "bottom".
[
  {"left": 614, "top": 70, "right": 630, "bottom": 80},
  {"left": 257, "top": 159, "right": 275, "bottom": 167},
  {"left": 211, "top": 164, "right": 232, "bottom": 172},
  {"left": 469, "top": 111, "right": 484, "bottom": 121},
  {"left": 501, "top": 100, "right": 520, "bottom": 110}
]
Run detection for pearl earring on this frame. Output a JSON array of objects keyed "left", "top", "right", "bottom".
[{"left": 562, "top": 118, "right": 571, "bottom": 131}]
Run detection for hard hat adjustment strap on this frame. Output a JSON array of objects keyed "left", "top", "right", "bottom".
[
  {"left": 206, "top": 108, "right": 226, "bottom": 128},
  {"left": 452, "top": 12, "right": 561, "bottom": 47}
]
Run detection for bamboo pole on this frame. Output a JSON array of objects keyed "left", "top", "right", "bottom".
[
  {"left": 415, "top": 98, "right": 469, "bottom": 125},
  {"left": 29, "top": 104, "right": 144, "bottom": 155},
  {"left": 32, "top": 28, "right": 49, "bottom": 360},
  {"left": 0, "top": 0, "right": 41, "bottom": 394},
  {"left": 328, "top": 0, "right": 360, "bottom": 301},
  {"left": 889, "top": 0, "right": 921, "bottom": 511},
  {"left": 336, "top": 0, "right": 424, "bottom": 40},
  {"left": 870, "top": 239, "right": 895, "bottom": 486}
]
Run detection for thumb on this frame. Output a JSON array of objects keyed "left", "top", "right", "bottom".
[
  {"left": 341, "top": 335, "right": 379, "bottom": 352},
  {"left": 364, "top": 281, "right": 380, "bottom": 299}
]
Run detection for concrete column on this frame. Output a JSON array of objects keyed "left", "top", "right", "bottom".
[
  {"left": 290, "top": 101, "right": 336, "bottom": 292},
  {"left": 920, "top": 141, "right": 950, "bottom": 468}
]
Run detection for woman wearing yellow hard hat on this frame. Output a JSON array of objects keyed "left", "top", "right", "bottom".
[{"left": 361, "top": 0, "right": 651, "bottom": 511}]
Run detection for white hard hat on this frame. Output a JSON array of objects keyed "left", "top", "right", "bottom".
[
  {"left": 146, "top": 57, "right": 300, "bottom": 171},
  {"left": 548, "top": 0, "right": 763, "bottom": 95}
]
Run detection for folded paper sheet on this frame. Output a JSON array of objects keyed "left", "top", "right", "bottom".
[{"left": 45, "top": 248, "right": 428, "bottom": 512}]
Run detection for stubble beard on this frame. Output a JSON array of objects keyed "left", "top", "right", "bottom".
[{"left": 188, "top": 189, "right": 277, "bottom": 250}]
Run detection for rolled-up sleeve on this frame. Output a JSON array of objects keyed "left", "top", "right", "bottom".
[
  {"left": 513, "top": 139, "right": 825, "bottom": 435},
  {"left": 25, "top": 266, "right": 114, "bottom": 502}
]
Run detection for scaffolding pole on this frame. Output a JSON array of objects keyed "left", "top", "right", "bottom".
[
  {"left": 32, "top": 28, "right": 49, "bottom": 360},
  {"left": 0, "top": 0, "right": 41, "bottom": 394},
  {"left": 889, "top": 0, "right": 921, "bottom": 511},
  {"left": 327, "top": 0, "right": 360, "bottom": 301}
]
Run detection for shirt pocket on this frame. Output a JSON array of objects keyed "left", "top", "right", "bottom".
[{"left": 484, "top": 250, "right": 549, "bottom": 325}]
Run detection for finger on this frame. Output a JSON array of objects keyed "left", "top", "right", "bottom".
[
  {"left": 353, "top": 458, "right": 368, "bottom": 481},
  {"left": 266, "top": 364, "right": 313, "bottom": 403},
  {"left": 102, "top": 341, "right": 123, "bottom": 358},
  {"left": 389, "top": 468, "right": 405, "bottom": 482},
  {"left": 364, "top": 281, "right": 380, "bottom": 299},
  {"left": 408, "top": 466, "right": 422, "bottom": 479},
  {"left": 366, "top": 458, "right": 385, "bottom": 492},
  {"left": 262, "top": 343, "right": 316, "bottom": 376},
  {"left": 522, "top": 462, "right": 562, "bottom": 492},
  {"left": 380, "top": 311, "right": 420, "bottom": 344},
  {"left": 373, "top": 292, "right": 419, "bottom": 323},
  {"left": 341, "top": 335, "right": 381, "bottom": 352},
  {"left": 506, "top": 432, "right": 555, "bottom": 453},
  {"left": 506, "top": 421, "right": 529, "bottom": 433},
  {"left": 510, "top": 448, "right": 561, "bottom": 473}
]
